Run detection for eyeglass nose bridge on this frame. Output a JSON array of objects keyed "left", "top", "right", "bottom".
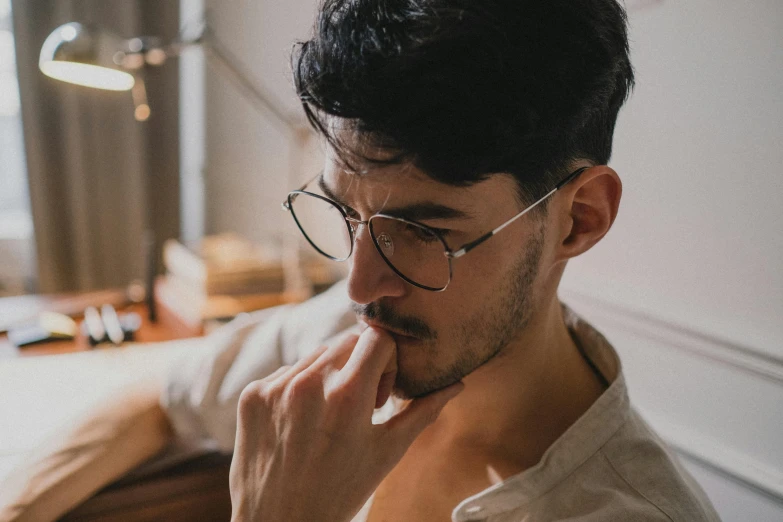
[
  {"left": 345, "top": 216, "right": 394, "bottom": 259},
  {"left": 344, "top": 215, "right": 369, "bottom": 237}
]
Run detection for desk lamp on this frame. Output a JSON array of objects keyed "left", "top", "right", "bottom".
[
  {"left": 39, "top": 20, "right": 309, "bottom": 321},
  {"left": 38, "top": 20, "right": 299, "bottom": 130}
]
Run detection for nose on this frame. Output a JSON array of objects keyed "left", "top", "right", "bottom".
[{"left": 346, "top": 222, "right": 407, "bottom": 304}]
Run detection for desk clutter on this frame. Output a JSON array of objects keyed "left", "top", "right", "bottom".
[
  {"left": 80, "top": 306, "right": 142, "bottom": 346},
  {"left": 7, "top": 305, "right": 141, "bottom": 348},
  {"left": 6, "top": 312, "right": 78, "bottom": 348},
  {"left": 157, "top": 233, "right": 342, "bottom": 329},
  {"left": 3, "top": 234, "right": 344, "bottom": 348}
]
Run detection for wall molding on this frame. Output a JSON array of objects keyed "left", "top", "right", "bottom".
[
  {"left": 559, "top": 289, "right": 783, "bottom": 503},
  {"left": 642, "top": 410, "right": 783, "bottom": 504},
  {"left": 560, "top": 289, "right": 783, "bottom": 385}
]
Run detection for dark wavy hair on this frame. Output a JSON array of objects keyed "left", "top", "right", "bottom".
[{"left": 292, "top": 0, "right": 634, "bottom": 206}]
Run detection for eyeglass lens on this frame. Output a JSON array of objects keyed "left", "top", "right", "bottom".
[
  {"left": 289, "top": 192, "right": 450, "bottom": 290},
  {"left": 288, "top": 192, "right": 352, "bottom": 260}
]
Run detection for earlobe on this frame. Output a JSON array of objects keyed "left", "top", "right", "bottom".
[{"left": 556, "top": 166, "right": 622, "bottom": 261}]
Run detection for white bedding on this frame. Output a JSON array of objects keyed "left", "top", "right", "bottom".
[{"left": 0, "top": 339, "right": 212, "bottom": 486}]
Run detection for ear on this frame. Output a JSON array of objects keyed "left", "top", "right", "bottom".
[{"left": 554, "top": 165, "right": 622, "bottom": 262}]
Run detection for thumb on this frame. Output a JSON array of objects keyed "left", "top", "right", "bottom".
[{"left": 380, "top": 381, "right": 465, "bottom": 451}]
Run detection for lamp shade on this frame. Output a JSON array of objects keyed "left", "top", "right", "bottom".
[{"left": 39, "top": 22, "right": 135, "bottom": 91}]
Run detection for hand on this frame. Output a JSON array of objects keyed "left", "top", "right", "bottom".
[{"left": 228, "top": 326, "right": 464, "bottom": 522}]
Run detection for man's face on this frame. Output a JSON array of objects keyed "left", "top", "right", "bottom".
[{"left": 320, "top": 155, "right": 548, "bottom": 399}]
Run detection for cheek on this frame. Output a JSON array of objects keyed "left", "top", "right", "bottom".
[
  {"left": 416, "top": 252, "right": 502, "bottom": 329},
  {"left": 449, "top": 241, "right": 516, "bottom": 293},
  {"left": 406, "top": 239, "right": 523, "bottom": 335}
]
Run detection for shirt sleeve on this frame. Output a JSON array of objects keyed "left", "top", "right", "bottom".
[{"left": 159, "top": 280, "right": 356, "bottom": 452}]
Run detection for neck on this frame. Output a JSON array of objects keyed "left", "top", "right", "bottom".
[{"left": 421, "top": 293, "right": 607, "bottom": 477}]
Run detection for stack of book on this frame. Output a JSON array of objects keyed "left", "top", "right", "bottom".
[{"left": 157, "top": 234, "right": 301, "bottom": 328}]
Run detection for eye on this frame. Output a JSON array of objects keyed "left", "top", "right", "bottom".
[
  {"left": 429, "top": 227, "right": 450, "bottom": 239},
  {"left": 407, "top": 224, "right": 449, "bottom": 244},
  {"left": 343, "top": 206, "right": 360, "bottom": 219}
]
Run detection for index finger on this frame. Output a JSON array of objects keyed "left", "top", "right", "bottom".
[
  {"left": 340, "top": 326, "right": 398, "bottom": 389},
  {"left": 307, "top": 325, "right": 365, "bottom": 374}
]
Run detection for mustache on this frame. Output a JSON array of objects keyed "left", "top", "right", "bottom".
[{"left": 351, "top": 301, "right": 436, "bottom": 340}]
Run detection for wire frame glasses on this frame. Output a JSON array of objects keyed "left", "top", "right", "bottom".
[
  {"left": 282, "top": 166, "right": 587, "bottom": 292},
  {"left": 284, "top": 190, "right": 452, "bottom": 291}
]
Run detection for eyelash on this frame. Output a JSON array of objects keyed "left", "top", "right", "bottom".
[
  {"left": 428, "top": 226, "right": 450, "bottom": 238},
  {"left": 406, "top": 224, "right": 450, "bottom": 244},
  {"left": 410, "top": 225, "right": 449, "bottom": 244}
]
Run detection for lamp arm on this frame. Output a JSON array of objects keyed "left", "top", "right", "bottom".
[{"left": 165, "top": 25, "right": 304, "bottom": 138}]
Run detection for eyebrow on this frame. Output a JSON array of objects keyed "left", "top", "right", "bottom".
[{"left": 317, "top": 174, "right": 473, "bottom": 222}]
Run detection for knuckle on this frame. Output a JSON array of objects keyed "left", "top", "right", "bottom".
[
  {"left": 336, "top": 368, "right": 365, "bottom": 394},
  {"left": 239, "top": 381, "right": 262, "bottom": 401},
  {"left": 262, "top": 365, "right": 291, "bottom": 383},
  {"left": 237, "top": 381, "right": 266, "bottom": 414},
  {"left": 286, "top": 370, "right": 322, "bottom": 401},
  {"left": 326, "top": 376, "right": 361, "bottom": 407}
]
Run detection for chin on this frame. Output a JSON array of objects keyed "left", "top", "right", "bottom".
[
  {"left": 393, "top": 336, "right": 499, "bottom": 399},
  {"left": 392, "top": 367, "right": 463, "bottom": 400},
  {"left": 392, "top": 344, "right": 439, "bottom": 399}
]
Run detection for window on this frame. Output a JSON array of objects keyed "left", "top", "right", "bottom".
[{"left": 0, "top": 0, "right": 35, "bottom": 295}]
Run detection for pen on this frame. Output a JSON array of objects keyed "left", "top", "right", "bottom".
[
  {"left": 84, "top": 306, "right": 105, "bottom": 346},
  {"left": 101, "top": 304, "right": 125, "bottom": 346}
]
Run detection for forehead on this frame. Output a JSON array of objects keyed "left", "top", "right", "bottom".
[
  {"left": 321, "top": 152, "right": 518, "bottom": 218},
  {"left": 323, "top": 160, "right": 444, "bottom": 202}
]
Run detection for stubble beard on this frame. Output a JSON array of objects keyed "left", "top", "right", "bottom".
[{"left": 394, "top": 222, "right": 546, "bottom": 399}]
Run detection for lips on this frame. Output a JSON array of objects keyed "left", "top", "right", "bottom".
[{"left": 360, "top": 319, "right": 419, "bottom": 342}]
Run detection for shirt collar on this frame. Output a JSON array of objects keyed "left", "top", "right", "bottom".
[{"left": 452, "top": 302, "right": 631, "bottom": 521}]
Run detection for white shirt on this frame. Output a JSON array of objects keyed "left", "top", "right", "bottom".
[{"left": 160, "top": 281, "right": 721, "bottom": 521}]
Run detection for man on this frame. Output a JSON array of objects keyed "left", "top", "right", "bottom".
[
  {"left": 0, "top": 0, "right": 721, "bottom": 521},
  {"left": 224, "top": 0, "right": 721, "bottom": 520}
]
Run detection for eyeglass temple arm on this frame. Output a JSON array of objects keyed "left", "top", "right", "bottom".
[{"left": 447, "top": 167, "right": 588, "bottom": 259}]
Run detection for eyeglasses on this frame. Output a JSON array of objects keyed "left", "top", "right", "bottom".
[{"left": 282, "top": 167, "right": 587, "bottom": 292}]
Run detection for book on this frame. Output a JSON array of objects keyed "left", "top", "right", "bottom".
[
  {"left": 162, "top": 234, "right": 286, "bottom": 296},
  {"left": 163, "top": 272, "right": 285, "bottom": 299},
  {"left": 156, "top": 276, "right": 302, "bottom": 328},
  {"left": 158, "top": 234, "right": 345, "bottom": 327}
]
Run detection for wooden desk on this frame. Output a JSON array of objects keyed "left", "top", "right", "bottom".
[
  {"left": 61, "top": 453, "right": 232, "bottom": 522},
  {"left": 0, "top": 290, "right": 202, "bottom": 358}
]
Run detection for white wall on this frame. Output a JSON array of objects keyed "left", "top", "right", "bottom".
[
  {"left": 561, "top": 0, "right": 783, "bottom": 357},
  {"left": 202, "top": 0, "right": 322, "bottom": 246},
  {"left": 561, "top": 0, "right": 783, "bottom": 518}
]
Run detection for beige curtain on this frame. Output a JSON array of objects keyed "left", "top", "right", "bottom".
[{"left": 12, "top": 0, "right": 180, "bottom": 292}]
